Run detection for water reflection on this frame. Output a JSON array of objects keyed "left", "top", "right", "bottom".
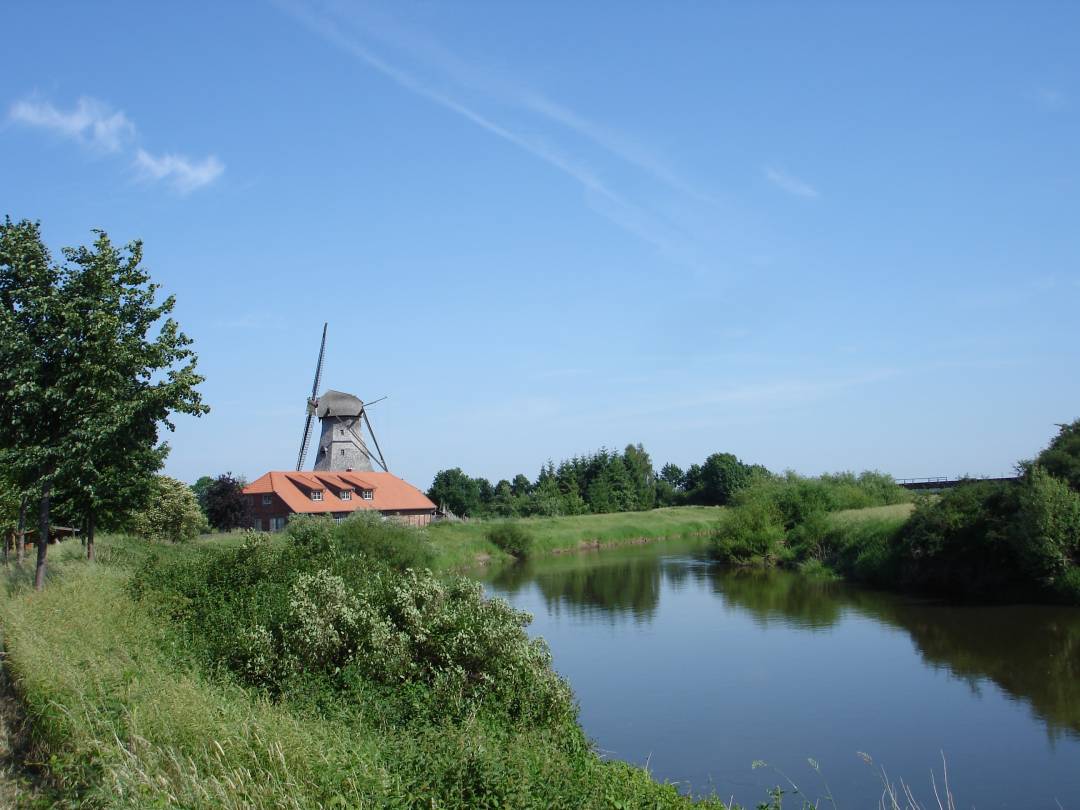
[{"left": 485, "top": 543, "right": 1080, "bottom": 739}]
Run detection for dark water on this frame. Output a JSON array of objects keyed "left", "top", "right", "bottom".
[{"left": 480, "top": 540, "right": 1080, "bottom": 809}]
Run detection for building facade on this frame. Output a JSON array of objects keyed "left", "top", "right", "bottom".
[{"left": 243, "top": 469, "right": 436, "bottom": 529}]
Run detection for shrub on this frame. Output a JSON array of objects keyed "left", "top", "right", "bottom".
[
  {"left": 898, "top": 481, "right": 1022, "bottom": 596},
  {"left": 283, "top": 569, "right": 360, "bottom": 671},
  {"left": 285, "top": 514, "right": 336, "bottom": 552},
  {"left": 486, "top": 523, "right": 534, "bottom": 559},
  {"left": 711, "top": 497, "right": 785, "bottom": 564},
  {"left": 129, "top": 475, "right": 208, "bottom": 542},
  {"left": 1011, "top": 466, "right": 1080, "bottom": 586},
  {"left": 131, "top": 539, "right": 573, "bottom": 726},
  {"left": 335, "top": 512, "right": 435, "bottom": 571}
]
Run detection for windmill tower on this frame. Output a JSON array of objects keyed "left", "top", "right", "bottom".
[{"left": 295, "top": 323, "right": 389, "bottom": 473}]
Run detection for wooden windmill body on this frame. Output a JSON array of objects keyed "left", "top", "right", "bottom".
[{"left": 296, "top": 324, "right": 388, "bottom": 473}]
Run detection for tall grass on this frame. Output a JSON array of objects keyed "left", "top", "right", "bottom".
[
  {"left": 0, "top": 531, "right": 731, "bottom": 809},
  {"left": 429, "top": 506, "right": 721, "bottom": 569}
]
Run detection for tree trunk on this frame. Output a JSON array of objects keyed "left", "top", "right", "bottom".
[
  {"left": 86, "top": 511, "right": 96, "bottom": 561},
  {"left": 34, "top": 480, "right": 51, "bottom": 591},
  {"left": 16, "top": 494, "right": 27, "bottom": 564}
]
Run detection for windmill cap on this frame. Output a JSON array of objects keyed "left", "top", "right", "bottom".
[{"left": 317, "top": 390, "right": 364, "bottom": 418}]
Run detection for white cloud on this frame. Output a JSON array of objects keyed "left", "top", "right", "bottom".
[
  {"left": 9, "top": 96, "right": 135, "bottom": 152},
  {"left": 764, "top": 165, "right": 819, "bottom": 199},
  {"left": 9, "top": 94, "right": 223, "bottom": 194},
  {"left": 134, "top": 149, "right": 224, "bottom": 194}
]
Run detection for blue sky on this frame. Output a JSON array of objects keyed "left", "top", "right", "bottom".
[{"left": 3, "top": 1, "right": 1078, "bottom": 488}]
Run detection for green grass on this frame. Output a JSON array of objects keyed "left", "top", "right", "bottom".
[
  {"left": 830, "top": 503, "right": 915, "bottom": 524},
  {"left": 428, "top": 506, "right": 722, "bottom": 569},
  {"left": 0, "top": 531, "right": 732, "bottom": 809}
]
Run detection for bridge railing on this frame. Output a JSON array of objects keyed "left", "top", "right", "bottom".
[{"left": 895, "top": 474, "right": 1018, "bottom": 489}]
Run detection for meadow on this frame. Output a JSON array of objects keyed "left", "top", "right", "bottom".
[
  {"left": 427, "top": 505, "right": 722, "bottom": 569},
  {"left": 0, "top": 519, "right": 734, "bottom": 809}
]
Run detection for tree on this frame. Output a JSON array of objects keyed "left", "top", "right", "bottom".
[
  {"left": 1035, "top": 419, "right": 1080, "bottom": 492},
  {"left": 191, "top": 475, "right": 214, "bottom": 514},
  {"left": 427, "top": 468, "right": 483, "bottom": 517},
  {"left": 659, "top": 463, "right": 684, "bottom": 489},
  {"left": 622, "top": 444, "right": 656, "bottom": 511},
  {"left": 510, "top": 474, "right": 532, "bottom": 497},
  {"left": 130, "top": 476, "right": 208, "bottom": 542},
  {"left": 490, "top": 479, "right": 518, "bottom": 518},
  {"left": 205, "top": 472, "right": 252, "bottom": 531},
  {"left": 0, "top": 221, "right": 207, "bottom": 582},
  {"left": 0, "top": 219, "right": 66, "bottom": 588},
  {"left": 52, "top": 230, "right": 206, "bottom": 563},
  {"left": 696, "top": 453, "right": 752, "bottom": 506}
]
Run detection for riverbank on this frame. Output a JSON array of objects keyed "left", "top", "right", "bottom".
[
  {"left": 0, "top": 525, "right": 733, "bottom": 809},
  {"left": 428, "top": 506, "right": 722, "bottom": 570}
]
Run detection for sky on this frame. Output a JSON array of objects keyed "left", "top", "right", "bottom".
[{"left": 3, "top": 1, "right": 1078, "bottom": 489}]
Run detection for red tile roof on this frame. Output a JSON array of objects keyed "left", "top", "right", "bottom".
[{"left": 244, "top": 471, "right": 436, "bottom": 514}]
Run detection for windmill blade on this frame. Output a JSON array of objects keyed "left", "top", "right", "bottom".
[
  {"left": 296, "top": 413, "right": 315, "bottom": 471},
  {"left": 362, "top": 409, "right": 389, "bottom": 471},
  {"left": 310, "top": 322, "right": 328, "bottom": 401},
  {"left": 296, "top": 322, "right": 328, "bottom": 471}
]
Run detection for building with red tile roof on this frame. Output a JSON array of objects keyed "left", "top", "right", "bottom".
[{"left": 243, "top": 470, "right": 437, "bottom": 530}]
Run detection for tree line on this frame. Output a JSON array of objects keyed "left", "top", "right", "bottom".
[
  {"left": 0, "top": 218, "right": 206, "bottom": 588},
  {"left": 426, "top": 445, "right": 770, "bottom": 519}
]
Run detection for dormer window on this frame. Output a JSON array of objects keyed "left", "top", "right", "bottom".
[
  {"left": 361, "top": 489, "right": 373, "bottom": 501},
  {"left": 341, "top": 489, "right": 352, "bottom": 501},
  {"left": 311, "top": 490, "right": 323, "bottom": 502}
]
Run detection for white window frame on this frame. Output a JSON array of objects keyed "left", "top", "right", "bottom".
[
  {"left": 270, "top": 516, "right": 286, "bottom": 531},
  {"left": 311, "top": 490, "right": 323, "bottom": 502},
  {"left": 341, "top": 489, "right": 352, "bottom": 501},
  {"left": 262, "top": 494, "right": 272, "bottom": 506},
  {"left": 361, "top": 489, "right": 373, "bottom": 501}
]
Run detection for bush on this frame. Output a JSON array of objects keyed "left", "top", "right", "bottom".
[
  {"left": 130, "top": 475, "right": 208, "bottom": 542},
  {"left": 285, "top": 514, "right": 336, "bottom": 552},
  {"left": 335, "top": 512, "right": 435, "bottom": 571},
  {"left": 1012, "top": 466, "right": 1080, "bottom": 586},
  {"left": 711, "top": 498, "right": 785, "bottom": 565},
  {"left": 486, "top": 523, "right": 534, "bottom": 559},
  {"left": 131, "top": 531, "right": 571, "bottom": 726}
]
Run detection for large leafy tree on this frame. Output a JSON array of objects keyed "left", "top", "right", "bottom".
[
  {"left": 0, "top": 219, "right": 67, "bottom": 587},
  {"left": 427, "top": 468, "right": 483, "bottom": 517},
  {"left": 54, "top": 231, "right": 206, "bottom": 562},
  {"left": 0, "top": 220, "right": 207, "bottom": 584}
]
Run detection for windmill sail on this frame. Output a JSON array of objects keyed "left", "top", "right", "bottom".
[{"left": 295, "top": 322, "right": 327, "bottom": 471}]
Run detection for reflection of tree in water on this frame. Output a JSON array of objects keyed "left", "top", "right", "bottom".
[
  {"left": 848, "top": 593, "right": 1080, "bottom": 741},
  {"left": 534, "top": 559, "right": 663, "bottom": 621},
  {"left": 487, "top": 547, "right": 700, "bottom": 622},
  {"left": 712, "top": 567, "right": 1080, "bottom": 739},
  {"left": 487, "top": 548, "right": 1080, "bottom": 737},
  {"left": 704, "top": 568, "right": 847, "bottom": 630}
]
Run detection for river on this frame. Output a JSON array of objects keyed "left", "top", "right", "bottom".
[{"left": 480, "top": 539, "right": 1080, "bottom": 809}]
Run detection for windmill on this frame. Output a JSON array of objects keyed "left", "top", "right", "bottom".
[{"left": 295, "top": 323, "right": 389, "bottom": 473}]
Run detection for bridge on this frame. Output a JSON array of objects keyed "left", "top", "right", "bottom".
[{"left": 895, "top": 475, "right": 1018, "bottom": 492}]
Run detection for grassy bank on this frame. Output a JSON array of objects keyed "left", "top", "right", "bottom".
[
  {"left": 428, "top": 506, "right": 721, "bottom": 569},
  {"left": 0, "top": 525, "right": 731, "bottom": 809}
]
